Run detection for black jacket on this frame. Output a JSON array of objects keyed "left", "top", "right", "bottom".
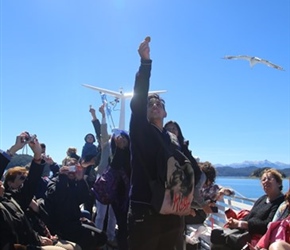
[
  {"left": 0, "top": 151, "right": 44, "bottom": 248},
  {"left": 44, "top": 174, "right": 91, "bottom": 236}
]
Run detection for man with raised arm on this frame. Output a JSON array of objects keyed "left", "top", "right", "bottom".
[{"left": 128, "top": 37, "right": 184, "bottom": 250}]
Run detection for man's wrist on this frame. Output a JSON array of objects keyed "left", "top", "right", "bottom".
[
  {"left": 141, "top": 59, "right": 152, "bottom": 65},
  {"left": 6, "top": 149, "right": 14, "bottom": 157},
  {"left": 7, "top": 145, "right": 18, "bottom": 156}
]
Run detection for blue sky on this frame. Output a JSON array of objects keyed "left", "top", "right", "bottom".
[{"left": 0, "top": 0, "right": 289, "bottom": 165}]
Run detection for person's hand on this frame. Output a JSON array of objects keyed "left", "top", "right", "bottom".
[
  {"left": 42, "top": 154, "right": 54, "bottom": 165},
  {"left": 0, "top": 181, "right": 4, "bottom": 198},
  {"left": 13, "top": 245, "right": 27, "bottom": 250},
  {"left": 59, "top": 166, "right": 70, "bottom": 175},
  {"left": 81, "top": 158, "right": 95, "bottom": 168},
  {"left": 75, "top": 164, "right": 85, "bottom": 180},
  {"left": 7, "top": 132, "right": 30, "bottom": 156},
  {"left": 28, "top": 136, "right": 42, "bottom": 162},
  {"left": 89, "top": 105, "right": 97, "bottom": 120},
  {"left": 39, "top": 236, "right": 53, "bottom": 246},
  {"left": 225, "top": 217, "right": 239, "bottom": 229},
  {"left": 215, "top": 190, "right": 225, "bottom": 201},
  {"left": 29, "top": 199, "right": 39, "bottom": 213},
  {"left": 138, "top": 36, "right": 151, "bottom": 60},
  {"left": 189, "top": 208, "right": 196, "bottom": 217},
  {"left": 202, "top": 203, "right": 212, "bottom": 214},
  {"left": 99, "top": 104, "right": 105, "bottom": 118}
]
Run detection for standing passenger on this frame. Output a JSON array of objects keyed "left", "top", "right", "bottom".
[{"left": 128, "top": 37, "right": 185, "bottom": 250}]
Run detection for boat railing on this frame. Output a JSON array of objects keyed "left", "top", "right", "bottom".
[{"left": 187, "top": 194, "right": 257, "bottom": 249}]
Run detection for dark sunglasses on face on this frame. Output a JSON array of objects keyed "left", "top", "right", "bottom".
[{"left": 19, "top": 175, "right": 27, "bottom": 181}]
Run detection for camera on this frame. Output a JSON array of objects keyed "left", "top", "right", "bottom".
[
  {"left": 68, "top": 165, "right": 76, "bottom": 172},
  {"left": 23, "top": 132, "right": 37, "bottom": 143}
]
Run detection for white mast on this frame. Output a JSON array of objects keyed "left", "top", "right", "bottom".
[{"left": 82, "top": 84, "right": 166, "bottom": 130}]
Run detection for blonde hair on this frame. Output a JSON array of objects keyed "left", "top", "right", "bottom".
[{"left": 67, "top": 147, "right": 77, "bottom": 155}]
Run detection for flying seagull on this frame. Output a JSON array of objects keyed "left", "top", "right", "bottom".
[{"left": 223, "top": 55, "right": 285, "bottom": 71}]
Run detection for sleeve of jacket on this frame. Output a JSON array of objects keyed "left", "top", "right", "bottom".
[
  {"left": 18, "top": 160, "right": 45, "bottom": 210},
  {"left": 130, "top": 59, "right": 152, "bottom": 116},
  {"left": 92, "top": 119, "right": 101, "bottom": 141},
  {"left": 96, "top": 123, "right": 110, "bottom": 175},
  {"left": 0, "top": 150, "right": 11, "bottom": 178}
]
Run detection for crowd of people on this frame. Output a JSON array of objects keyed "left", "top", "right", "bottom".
[{"left": 1, "top": 37, "right": 289, "bottom": 250}]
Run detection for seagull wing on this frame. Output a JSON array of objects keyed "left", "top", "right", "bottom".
[
  {"left": 223, "top": 55, "right": 251, "bottom": 61},
  {"left": 260, "top": 59, "right": 285, "bottom": 71}
]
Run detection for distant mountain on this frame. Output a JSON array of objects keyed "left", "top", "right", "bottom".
[{"left": 215, "top": 160, "right": 290, "bottom": 169}]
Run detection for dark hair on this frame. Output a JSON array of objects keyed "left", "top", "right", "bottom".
[
  {"left": 164, "top": 120, "right": 185, "bottom": 147},
  {"left": 110, "top": 131, "right": 130, "bottom": 154},
  {"left": 199, "top": 161, "right": 216, "bottom": 184},
  {"left": 147, "top": 94, "right": 166, "bottom": 110},
  {"left": 40, "top": 143, "right": 46, "bottom": 149},
  {"left": 84, "top": 133, "right": 96, "bottom": 143}
]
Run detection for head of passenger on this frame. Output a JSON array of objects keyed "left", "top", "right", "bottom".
[
  {"left": 164, "top": 120, "right": 185, "bottom": 147},
  {"left": 84, "top": 133, "right": 96, "bottom": 144},
  {"left": 260, "top": 168, "right": 283, "bottom": 197},
  {"left": 4, "top": 166, "right": 28, "bottom": 191},
  {"left": 111, "top": 130, "right": 130, "bottom": 152},
  {"left": 65, "top": 158, "right": 81, "bottom": 180},
  {"left": 199, "top": 161, "right": 216, "bottom": 187},
  {"left": 147, "top": 94, "right": 167, "bottom": 126}
]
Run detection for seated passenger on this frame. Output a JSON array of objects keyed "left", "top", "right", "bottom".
[
  {"left": 246, "top": 190, "right": 290, "bottom": 250},
  {"left": 190, "top": 161, "right": 234, "bottom": 224},
  {"left": 221, "top": 168, "right": 285, "bottom": 247},
  {"left": 4, "top": 166, "right": 81, "bottom": 250},
  {"left": 44, "top": 158, "right": 107, "bottom": 250},
  {"left": 0, "top": 132, "right": 75, "bottom": 249}
]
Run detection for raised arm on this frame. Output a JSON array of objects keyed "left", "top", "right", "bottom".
[
  {"left": 0, "top": 132, "right": 32, "bottom": 178},
  {"left": 89, "top": 105, "right": 101, "bottom": 141},
  {"left": 15, "top": 134, "right": 45, "bottom": 209},
  {"left": 96, "top": 104, "right": 111, "bottom": 175},
  {"left": 130, "top": 36, "right": 152, "bottom": 116}
]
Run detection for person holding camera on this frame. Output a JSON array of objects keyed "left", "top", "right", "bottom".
[
  {"left": 0, "top": 132, "right": 72, "bottom": 249},
  {"left": 44, "top": 158, "right": 107, "bottom": 250}
]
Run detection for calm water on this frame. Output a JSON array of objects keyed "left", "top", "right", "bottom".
[{"left": 216, "top": 177, "right": 290, "bottom": 199}]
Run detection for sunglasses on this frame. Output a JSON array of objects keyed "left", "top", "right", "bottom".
[{"left": 19, "top": 175, "right": 27, "bottom": 181}]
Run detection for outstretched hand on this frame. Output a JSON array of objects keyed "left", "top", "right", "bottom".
[
  {"left": 8, "top": 132, "right": 30, "bottom": 155},
  {"left": 138, "top": 36, "right": 151, "bottom": 60},
  {"left": 99, "top": 104, "right": 106, "bottom": 118},
  {"left": 89, "top": 105, "right": 97, "bottom": 120},
  {"left": 28, "top": 136, "right": 42, "bottom": 160}
]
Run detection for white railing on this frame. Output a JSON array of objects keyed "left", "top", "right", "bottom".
[{"left": 186, "top": 194, "right": 257, "bottom": 249}]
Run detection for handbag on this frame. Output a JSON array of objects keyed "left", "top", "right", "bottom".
[
  {"left": 211, "top": 228, "right": 250, "bottom": 250},
  {"left": 92, "top": 166, "right": 127, "bottom": 205}
]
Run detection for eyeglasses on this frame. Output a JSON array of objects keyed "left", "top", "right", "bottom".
[
  {"left": 147, "top": 100, "right": 164, "bottom": 108},
  {"left": 147, "top": 98, "right": 164, "bottom": 108}
]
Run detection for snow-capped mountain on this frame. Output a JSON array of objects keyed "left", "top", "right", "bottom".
[{"left": 215, "top": 160, "right": 290, "bottom": 169}]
